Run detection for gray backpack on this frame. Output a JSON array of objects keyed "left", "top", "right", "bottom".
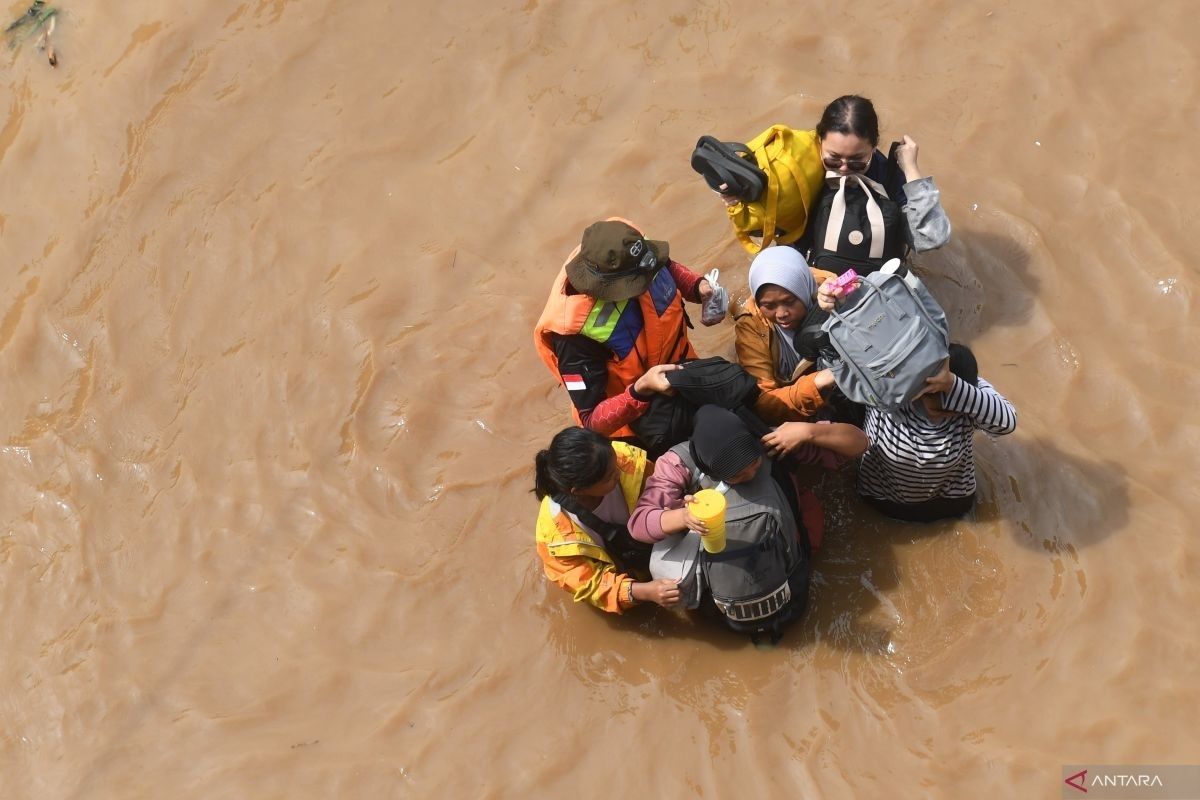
[
  {"left": 649, "top": 443, "right": 807, "bottom": 639},
  {"left": 821, "top": 258, "right": 949, "bottom": 408}
]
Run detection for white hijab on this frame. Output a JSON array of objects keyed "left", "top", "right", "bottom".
[{"left": 748, "top": 246, "right": 816, "bottom": 305}]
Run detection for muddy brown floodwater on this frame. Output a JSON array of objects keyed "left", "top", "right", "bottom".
[{"left": 0, "top": 0, "right": 1197, "bottom": 797}]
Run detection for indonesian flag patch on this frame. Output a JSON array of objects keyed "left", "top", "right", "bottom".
[{"left": 561, "top": 373, "right": 586, "bottom": 391}]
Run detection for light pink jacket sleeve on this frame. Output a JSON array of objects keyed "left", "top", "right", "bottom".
[{"left": 628, "top": 451, "right": 694, "bottom": 543}]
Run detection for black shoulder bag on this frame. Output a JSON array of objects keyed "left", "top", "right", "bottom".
[{"left": 691, "top": 136, "right": 767, "bottom": 201}]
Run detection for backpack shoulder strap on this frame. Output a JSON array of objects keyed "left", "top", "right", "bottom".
[
  {"left": 883, "top": 141, "right": 902, "bottom": 193},
  {"left": 763, "top": 127, "right": 820, "bottom": 212},
  {"left": 824, "top": 173, "right": 888, "bottom": 260},
  {"left": 746, "top": 126, "right": 792, "bottom": 250},
  {"left": 767, "top": 460, "right": 809, "bottom": 559},
  {"left": 551, "top": 492, "right": 624, "bottom": 546},
  {"left": 550, "top": 492, "right": 650, "bottom": 575},
  {"left": 668, "top": 442, "right": 709, "bottom": 493}
]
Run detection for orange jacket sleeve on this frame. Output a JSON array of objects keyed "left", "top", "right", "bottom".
[
  {"left": 811, "top": 268, "right": 838, "bottom": 289},
  {"left": 755, "top": 374, "right": 826, "bottom": 425},
  {"left": 734, "top": 308, "right": 776, "bottom": 389},
  {"left": 536, "top": 542, "right": 633, "bottom": 614}
]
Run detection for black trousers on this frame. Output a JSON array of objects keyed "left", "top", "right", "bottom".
[{"left": 861, "top": 492, "right": 975, "bottom": 523}]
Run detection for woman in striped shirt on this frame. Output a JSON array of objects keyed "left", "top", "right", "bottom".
[{"left": 857, "top": 344, "right": 1017, "bottom": 522}]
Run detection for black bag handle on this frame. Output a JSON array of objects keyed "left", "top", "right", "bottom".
[
  {"left": 883, "top": 141, "right": 914, "bottom": 262},
  {"left": 884, "top": 140, "right": 902, "bottom": 190},
  {"left": 694, "top": 138, "right": 748, "bottom": 193}
]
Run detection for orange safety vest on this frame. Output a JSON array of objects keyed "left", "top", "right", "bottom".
[{"left": 533, "top": 219, "right": 696, "bottom": 439}]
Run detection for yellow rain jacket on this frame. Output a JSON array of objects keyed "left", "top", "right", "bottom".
[
  {"left": 534, "top": 442, "right": 649, "bottom": 614},
  {"left": 725, "top": 125, "right": 826, "bottom": 253}
]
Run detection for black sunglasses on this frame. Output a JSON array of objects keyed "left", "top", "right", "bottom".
[{"left": 822, "top": 155, "right": 871, "bottom": 172}]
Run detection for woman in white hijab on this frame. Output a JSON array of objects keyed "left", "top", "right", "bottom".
[{"left": 734, "top": 246, "right": 839, "bottom": 425}]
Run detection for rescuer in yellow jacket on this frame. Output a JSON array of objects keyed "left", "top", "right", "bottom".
[{"left": 533, "top": 427, "right": 683, "bottom": 613}]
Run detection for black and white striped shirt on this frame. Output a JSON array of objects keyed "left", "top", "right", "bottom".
[{"left": 858, "top": 376, "right": 1017, "bottom": 504}]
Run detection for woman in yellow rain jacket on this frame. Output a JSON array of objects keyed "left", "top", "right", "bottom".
[{"left": 533, "top": 427, "right": 682, "bottom": 613}]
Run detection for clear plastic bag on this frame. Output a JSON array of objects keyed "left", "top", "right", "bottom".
[{"left": 701, "top": 268, "right": 728, "bottom": 326}]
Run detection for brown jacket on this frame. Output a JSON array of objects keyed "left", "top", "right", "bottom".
[{"left": 734, "top": 267, "right": 836, "bottom": 425}]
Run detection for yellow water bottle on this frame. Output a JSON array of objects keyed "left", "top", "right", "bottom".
[{"left": 689, "top": 488, "right": 727, "bottom": 554}]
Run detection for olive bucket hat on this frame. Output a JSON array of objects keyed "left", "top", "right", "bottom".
[{"left": 564, "top": 220, "right": 670, "bottom": 302}]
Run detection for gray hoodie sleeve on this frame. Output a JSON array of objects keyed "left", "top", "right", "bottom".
[{"left": 902, "top": 176, "right": 951, "bottom": 252}]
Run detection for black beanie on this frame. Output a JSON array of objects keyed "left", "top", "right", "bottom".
[{"left": 690, "top": 405, "right": 764, "bottom": 482}]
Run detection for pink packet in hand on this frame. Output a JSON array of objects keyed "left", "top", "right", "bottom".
[{"left": 829, "top": 269, "right": 860, "bottom": 296}]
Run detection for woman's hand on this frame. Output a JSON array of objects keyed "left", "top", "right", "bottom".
[
  {"left": 714, "top": 184, "right": 741, "bottom": 207},
  {"left": 915, "top": 358, "right": 953, "bottom": 399},
  {"left": 896, "top": 134, "right": 922, "bottom": 182},
  {"left": 633, "top": 363, "right": 680, "bottom": 396},
  {"left": 633, "top": 578, "right": 682, "bottom": 608},
  {"left": 698, "top": 279, "right": 713, "bottom": 304},
  {"left": 762, "top": 422, "right": 818, "bottom": 459},
  {"left": 816, "top": 279, "right": 842, "bottom": 312},
  {"left": 818, "top": 271, "right": 862, "bottom": 312}
]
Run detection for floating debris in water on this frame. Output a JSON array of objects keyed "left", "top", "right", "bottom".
[
  {"left": 1157, "top": 278, "right": 1177, "bottom": 295},
  {"left": 427, "top": 484, "right": 444, "bottom": 503},
  {"left": 5, "top": 1, "right": 59, "bottom": 67},
  {"left": 971, "top": 202, "right": 979, "bottom": 212},
  {"left": 1034, "top": 140, "right": 1042, "bottom": 147},
  {"left": 475, "top": 419, "right": 493, "bottom": 433},
  {"left": 1057, "top": 338, "right": 1080, "bottom": 368},
  {"left": 1, "top": 446, "right": 33, "bottom": 465},
  {"left": 39, "top": 13, "right": 54, "bottom": 65}
]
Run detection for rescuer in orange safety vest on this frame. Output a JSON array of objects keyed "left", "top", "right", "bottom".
[{"left": 533, "top": 218, "right": 724, "bottom": 443}]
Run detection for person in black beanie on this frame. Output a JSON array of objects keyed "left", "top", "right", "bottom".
[
  {"left": 627, "top": 406, "right": 871, "bottom": 640},
  {"left": 629, "top": 405, "right": 868, "bottom": 546},
  {"left": 688, "top": 405, "right": 768, "bottom": 484}
]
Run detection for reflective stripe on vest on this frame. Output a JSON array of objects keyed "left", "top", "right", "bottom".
[
  {"left": 581, "top": 299, "right": 628, "bottom": 344},
  {"left": 579, "top": 268, "right": 680, "bottom": 360}
]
